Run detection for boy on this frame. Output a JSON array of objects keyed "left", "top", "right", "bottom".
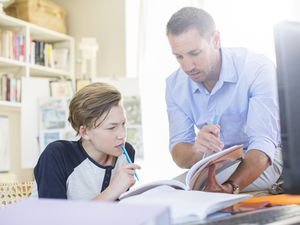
[{"left": 32, "top": 82, "right": 140, "bottom": 200}]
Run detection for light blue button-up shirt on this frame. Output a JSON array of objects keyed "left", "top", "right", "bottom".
[{"left": 165, "top": 48, "right": 280, "bottom": 163}]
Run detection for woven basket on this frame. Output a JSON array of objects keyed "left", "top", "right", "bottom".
[
  {"left": 4, "top": 0, "right": 67, "bottom": 33},
  {"left": 0, "top": 181, "right": 33, "bottom": 207}
]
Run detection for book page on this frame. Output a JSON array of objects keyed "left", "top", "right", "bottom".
[
  {"left": 119, "top": 179, "right": 186, "bottom": 200},
  {"left": 185, "top": 145, "right": 243, "bottom": 190},
  {"left": 120, "top": 188, "right": 251, "bottom": 224}
]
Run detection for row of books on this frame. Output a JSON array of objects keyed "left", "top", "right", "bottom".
[
  {"left": 0, "top": 74, "right": 21, "bottom": 103},
  {"left": 0, "top": 29, "right": 25, "bottom": 61},
  {"left": 0, "top": 29, "right": 69, "bottom": 71},
  {"left": 30, "top": 40, "right": 69, "bottom": 71}
]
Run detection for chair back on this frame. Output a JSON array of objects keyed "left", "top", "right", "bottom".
[{"left": 0, "top": 181, "right": 34, "bottom": 207}]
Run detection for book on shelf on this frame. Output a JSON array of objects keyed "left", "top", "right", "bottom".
[
  {"left": 120, "top": 145, "right": 244, "bottom": 200},
  {"left": 1, "top": 73, "right": 21, "bottom": 102},
  {"left": 0, "top": 29, "right": 25, "bottom": 61}
]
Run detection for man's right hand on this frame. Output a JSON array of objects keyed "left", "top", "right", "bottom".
[{"left": 193, "top": 124, "right": 224, "bottom": 156}]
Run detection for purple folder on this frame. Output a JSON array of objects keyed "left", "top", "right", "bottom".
[{"left": 0, "top": 198, "right": 171, "bottom": 225}]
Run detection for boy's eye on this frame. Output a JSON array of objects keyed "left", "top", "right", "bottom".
[
  {"left": 175, "top": 55, "right": 183, "bottom": 60},
  {"left": 107, "top": 127, "right": 116, "bottom": 130}
]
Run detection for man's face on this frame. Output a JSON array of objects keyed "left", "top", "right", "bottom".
[{"left": 168, "top": 28, "right": 220, "bottom": 84}]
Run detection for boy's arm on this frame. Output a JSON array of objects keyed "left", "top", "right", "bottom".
[{"left": 34, "top": 143, "right": 67, "bottom": 199}]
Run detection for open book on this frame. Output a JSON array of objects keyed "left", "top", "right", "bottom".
[
  {"left": 119, "top": 145, "right": 246, "bottom": 224},
  {"left": 120, "top": 186, "right": 251, "bottom": 224},
  {"left": 120, "top": 145, "right": 244, "bottom": 200}
]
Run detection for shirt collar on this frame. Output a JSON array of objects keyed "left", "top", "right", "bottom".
[{"left": 219, "top": 48, "right": 238, "bottom": 83}]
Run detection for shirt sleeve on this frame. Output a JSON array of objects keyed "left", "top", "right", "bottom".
[
  {"left": 34, "top": 142, "right": 68, "bottom": 199},
  {"left": 245, "top": 60, "right": 280, "bottom": 163},
  {"left": 165, "top": 78, "right": 196, "bottom": 152}
]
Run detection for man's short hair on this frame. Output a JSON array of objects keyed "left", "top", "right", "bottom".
[{"left": 166, "top": 7, "right": 216, "bottom": 39}]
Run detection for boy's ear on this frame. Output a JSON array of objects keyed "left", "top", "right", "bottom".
[{"left": 79, "top": 125, "right": 90, "bottom": 140}]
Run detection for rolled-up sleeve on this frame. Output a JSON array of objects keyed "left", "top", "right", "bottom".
[
  {"left": 245, "top": 62, "right": 280, "bottom": 163},
  {"left": 165, "top": 77, "right": 195, "bottom": 152}
]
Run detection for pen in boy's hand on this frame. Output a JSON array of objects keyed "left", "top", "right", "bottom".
[{"left": 121, "top": 145, "right": 140, "bottom": 181}]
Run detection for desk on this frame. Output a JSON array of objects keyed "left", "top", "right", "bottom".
[{"left": 196, "top": 205, "right": 300, "bottom": 225}]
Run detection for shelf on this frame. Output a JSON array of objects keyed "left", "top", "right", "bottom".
[
  {"left": 0, "top": 13, "right": 74, "bottom": 170},
  {"left": 29, "top": 64, "right": 70, "bottom": 78},
  {"left": 0, "top": 57, "right": 26, "bottom": 68},
  {"left": 0, "top": 100, "right": 21, "bottom": 110},
  {"left": 29, "top": 24, "right": 72, "bottom": 42},
  {"left": 0, "top": 14, "right": 27, "bottom": 28}
]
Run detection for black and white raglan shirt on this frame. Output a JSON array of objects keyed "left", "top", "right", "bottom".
[{"left": 31, "top": 140, "right": 135, "bottom": 200}]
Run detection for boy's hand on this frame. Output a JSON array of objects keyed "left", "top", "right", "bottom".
[{"left": 103, "top": 163, "right": 141, "bottom": 200}]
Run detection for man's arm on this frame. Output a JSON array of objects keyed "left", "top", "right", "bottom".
[
  {"left": 225, "top": 149, "right": 270, "bottom": 191},
  {"left": 204, "top": 149, "right": 270, "bottom": 193},
  {"left": 171, "top": 143, "right": 202, "bottom": 169}
]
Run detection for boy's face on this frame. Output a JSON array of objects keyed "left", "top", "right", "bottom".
[{"left": 83, "top": 104, "right": 127, "bottom": 157}]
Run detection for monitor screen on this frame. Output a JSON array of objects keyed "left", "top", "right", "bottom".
[{"left": 274, "top": 21, "right": 300, "bottom": 194}]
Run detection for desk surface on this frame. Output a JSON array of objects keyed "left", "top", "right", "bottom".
[{"left": 197, "top": 205, "right": 300, "bottom": 225}]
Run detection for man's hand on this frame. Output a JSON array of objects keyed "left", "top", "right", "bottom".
[
  {"left": 203, "top": 150, "right": 270, "bottom": 193},
  {"left": 193, "top": 124, "right": 224, "bottom": 156},
  {"left": 171, "top": 124, "right": 224, "bottom": 169},
  {"left": 203, "top": 164, "right": 233, "bottom": 193}
]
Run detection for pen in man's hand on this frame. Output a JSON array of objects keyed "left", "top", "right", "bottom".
[
  {"left": 202, "top": 114, "right": 220, "bottom": 159},
  {"left": 121, "top": 145, "right": 140, "bottom": 181}
]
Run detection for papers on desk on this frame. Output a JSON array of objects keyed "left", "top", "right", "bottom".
[{"left": 120, "top": 185, "right": 251, "bottom": 224}]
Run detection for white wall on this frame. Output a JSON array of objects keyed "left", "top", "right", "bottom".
[{"left": 54, "top": 0, "right": 126, "bottom": 78}]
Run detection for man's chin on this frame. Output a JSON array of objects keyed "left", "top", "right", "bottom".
[{"left": 191, "top": 77, "right": 204, "bottom": 83}]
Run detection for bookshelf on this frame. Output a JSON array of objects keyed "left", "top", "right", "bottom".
[{"left": 0, "top": 14, "right": 74, "bottom": 178}]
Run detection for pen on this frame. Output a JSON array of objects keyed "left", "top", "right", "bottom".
[
  {"left": 202, "top": 114, "right": 220, "bottom": 159},
  {"left": 121, "top": 145, "right": 140, "bottom": 181}
]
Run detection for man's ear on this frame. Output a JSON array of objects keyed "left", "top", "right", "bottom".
[
  {"left": 79, "top": 125, "right": 90, "bottom": 140},
  {"left": 211, "top": 31, "right": 221, "bottom": 49}
]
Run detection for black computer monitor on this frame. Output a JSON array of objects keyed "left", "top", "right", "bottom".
[{"left": 274, "top": 21, "right": 300, "bottom": 194}]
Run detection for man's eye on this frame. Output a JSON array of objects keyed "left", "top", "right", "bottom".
[
  {"left": 175, "top": 55, "right": 183, "bottom": 60},
  {"left": 190, "top": 52, "right": 200, "bottom": 56},
  {"left": 107, "top": 127, "right": 115, "bottom": 130}
]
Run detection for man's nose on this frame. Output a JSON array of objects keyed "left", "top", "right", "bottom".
[{"left": 182, "top": 58, "right": 195, "bottom": 72}]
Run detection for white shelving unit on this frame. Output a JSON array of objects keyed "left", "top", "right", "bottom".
[{"left": 0, "top": 14, "right": 74, "bottom": 173}]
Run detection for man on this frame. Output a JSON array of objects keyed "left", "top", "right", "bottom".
[{"left": 165, "top": 7, "right": 282, "bottom": 193}]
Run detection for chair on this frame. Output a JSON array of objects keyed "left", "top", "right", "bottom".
[
  {"left": 0, "top": 172, "right": 18, "bottom": 183},
  {"left": 0, "top": 181, "right": 34, "bottom": 207}
]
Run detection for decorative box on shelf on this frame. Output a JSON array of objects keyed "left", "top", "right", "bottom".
[{"left": 4, "top": 0, "right": 67, "bottom": 33}]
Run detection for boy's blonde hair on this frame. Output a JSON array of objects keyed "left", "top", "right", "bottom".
[{"left": 68, "top": 82, "right": 121, "bottom": 134}]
